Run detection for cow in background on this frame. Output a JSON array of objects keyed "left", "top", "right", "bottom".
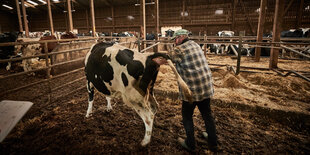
[
  {"left": 248, "top": 33, "right": 273, "bottom": 56},
  {"left": 60, "top": 31, "right": 78, "bottom": 39},
  {"left": 281, "top": 28, "right": 310, "bottom": 38},
  {"left": 39, "top": 35, "right": 57, "bottom": 53},
  {"left": 202, "top": 31, "right": 234, "bottom": 55},
  {"left": 84, "top": 42, "right": 192, "bottom": 146},
  {"left": 218, "top": 30, "right": 234, "bottom": 37},
  {"left": 165, "top": 29, "right": 174, "bottom": 37},
  {"left": 6, "top": 38, "right": 43, "bottom": 74},
  {"left": 0, "top": 32, "right": 21, "bottom": 68},
  {"left": 0, "top": 32, "right": 20, "bottom": 59},
  {"left": 146, "top": 33, "right": 156, "bottom": 41},
  {"left": 39, "top": 31, "right": 79, "bottom": 54}
]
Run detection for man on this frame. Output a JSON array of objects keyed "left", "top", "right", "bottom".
[{"left": 169, "top": 29, "right": 218, "bottom": 152}]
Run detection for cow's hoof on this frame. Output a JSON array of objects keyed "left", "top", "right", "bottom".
[
  {"left": 106, "top": 106, "right": 112, "bottom": 112},
  {"left": 140, "top": 140, "right": 150, "bottom": 147},
  {"left": 85, "top": 113, "right": 92, "bottom": 118}
]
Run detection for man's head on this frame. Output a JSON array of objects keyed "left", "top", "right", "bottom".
[{"left": 172, "top": 29, "right": 189, "bottom": 45}]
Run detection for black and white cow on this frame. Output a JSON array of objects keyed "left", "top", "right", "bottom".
[
  {"left": 0, "top": 32, "right": 20, "bottom": 64},
  {"left": 146, "top": 33, "right": 156, "bottom": 40},
  {"left": 84, "top": 42, "right": 192, "bottom": 146},
  {"left": 165, "top": 29, "right": 174, "bottom": 37},
  {"left": 217, "top": 30, "right": 234, "bottom": 37},
  {"left": 281, "top": 28, "right": 310, "bottom": 38},
  {"left": 227, "top": 44, "right": 251, "bottom": 56},
  {"left": 249, "top": 33, "right": 273, "bottom": 56}
]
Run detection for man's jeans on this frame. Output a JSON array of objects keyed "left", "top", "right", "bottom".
[{"left": 182, "top": 98, "right": 218, "bottom": 149}]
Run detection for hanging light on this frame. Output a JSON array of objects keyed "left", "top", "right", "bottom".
[
  {"left": 127, "top": 15, "right": 135, "bottom": 20},
  {"left": 2, "top": 4, "right": 13, "bottom": 10},
  {"left": 135, "top": 2, "right": 155, "bottom": 6},
  {"left": 215, "top": 9, "right": 223, "bottom": 15},
  {"left": 27, "top": 0, "right": 38, "bottom": 6},
  {"left": 38, "top": 0, "right": 47, "bottom": 4}
]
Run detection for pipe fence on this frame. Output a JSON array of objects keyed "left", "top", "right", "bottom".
[{"left": 0, "top": 35, "right": 309, "bottom": 103}]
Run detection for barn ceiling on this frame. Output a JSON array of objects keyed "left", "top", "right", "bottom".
[{"left": 0, "top": 0, "right": 150, "bottom": 14}]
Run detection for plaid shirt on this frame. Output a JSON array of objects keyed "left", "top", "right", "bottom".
[{"left": 169, "top": 40, "right": 214, "bottom": 102}]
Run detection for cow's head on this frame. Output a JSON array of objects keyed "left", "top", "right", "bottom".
[{"left": 132, "top": 53, "right": 170, "bottom": 113}]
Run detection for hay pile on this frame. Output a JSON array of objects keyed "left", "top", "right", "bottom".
[{"left": 154, "top": 63, "right": 310, "bottom": 115}]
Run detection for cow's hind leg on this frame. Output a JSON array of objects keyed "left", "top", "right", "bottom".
[
  {"left": 133, "top": 105, "right": 155, "bottom": 146},
  {"left": 86, "top": 81, "right": 95, "bottom": 118}
]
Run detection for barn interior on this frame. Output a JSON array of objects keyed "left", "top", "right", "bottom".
[{"left": 0, "top": 0, "right": 310, "bottom": 154}]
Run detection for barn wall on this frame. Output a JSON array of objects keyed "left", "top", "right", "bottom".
[
  {"left": 20, "top": 0, "right": 310, "bottom": 36},
  {"left": 0, "top": 11, "right": 18, "bottom": 33}
]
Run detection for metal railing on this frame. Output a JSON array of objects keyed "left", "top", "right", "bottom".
[{"left": 1, "top": 35, "right": 309, "bottom": 103}]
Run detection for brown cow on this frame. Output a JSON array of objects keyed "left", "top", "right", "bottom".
[
  {"left": 39, "top": 35, "right": 57, "bottom": 53},
  {"left": 39, "top": 32, "right": 78, "bottom": 53}
]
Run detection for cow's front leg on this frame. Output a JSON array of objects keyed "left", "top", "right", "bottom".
[
  {"left": 134, "top": 106, "right": 154, "bottom": 146},
  {"left": 106, "top": 96, "right": 113, "bottom": 112},
  {"left": 86, "top": 81, "right": 95, "bottom": 118}
]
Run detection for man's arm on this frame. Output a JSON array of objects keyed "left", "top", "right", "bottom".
[{"left": 168, "top": 46, "right": 183, "bottom": 64}]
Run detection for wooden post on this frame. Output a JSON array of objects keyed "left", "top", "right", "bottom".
[
  {"left": 85, "top": 10, "right": 89, "bottom": 32},
  {"left": 236, "top": 31, "right": 244, "bottom": 75},
  {"left": 90, "top": 0, "right": 96, "bottom": 37},
  {"left": 296, "top": 0, "right": 304, "bottom": 28},
  {"left": 47, "top": 0, "right": 54, "bottom": 35},
  {"left": 155, "top": 0, "right": 159, "bottom": 52},
  {"left": 67, "top": 0, "right": 73, "bottom": 32},
  {"left": 182, "top": 0, "right": 185, "bottom": 28},
  {"left": 15, "top": 0, "right": 23, "bottom": 33},
  {"left": 255, "top": 0, "right": 267, "bottom": 62},
  {"left": 20, "top": 0, "right": 29, "bottom": 37},
  {"left": 155, "top": 0, "right": 159, "bottom": 36},
  {"left": 44, "top": 42, "right": 51, "bottom": 103},
  {"left": 111, "top": 6, "right": 115, "bottom": 33},
  {"left": 203, "top": 34, "right": 207, "bottom": 56},
  {"left": 140, "top": 0, "right": 146, "bottom": 49},
  {"left": 269, "top": 0, "right": 284, "bottom": 69}
]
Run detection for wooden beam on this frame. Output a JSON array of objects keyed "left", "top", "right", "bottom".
[
  {"left": 47, "top": 0, "right": 54, "bottom": 35},
  {"left": 90, "top": 0, "right": 96, "bottom": 37},
  {"left": 67, "top": 0, "right": 73, "bottom": 32},
  {"left": 296, "top": 0, "right": 304, "bottom": 28},
  {"left": 240, "top": 0, "right": 255, "bottom": 35},
  {"left": 255, "top": 0, "right": 267, "bottom": 62},
  {"left": 269, "top": 0, "right": 284, "bottom": 69},
  {"left": 284, "top": 0, "right": 295, "bottom": 15},
  {"left": 15, "top": 0, "right": 23, "bottom": 32},
  {"left": 20, "top": 0, "right": 29, "bottom": 37}
]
